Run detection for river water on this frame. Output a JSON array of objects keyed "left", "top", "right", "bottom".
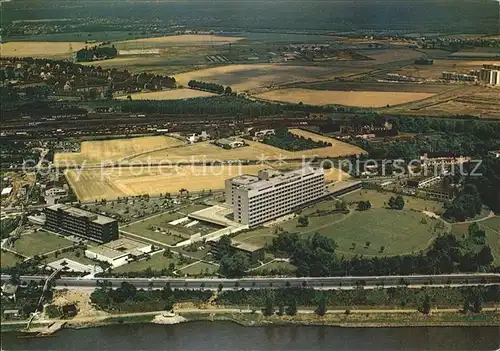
[{"left": 1, "top": 322, "right": 499, "bottom": 350}]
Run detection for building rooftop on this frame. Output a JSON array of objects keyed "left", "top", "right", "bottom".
[
  {"left": 104, "top": 238, "right": 147, "bottom": 251},
  {"left": 231, "top": 166, "right": 322, "bottom": 191},
  {"left": 86, "top": 246, "right": 128, "bottom": 259},
  {"left": 232, "top": 240, "right": 264, "bottom": 252},
  {"left": 47, "top": 204, "right": 116, "bottom": 225}
]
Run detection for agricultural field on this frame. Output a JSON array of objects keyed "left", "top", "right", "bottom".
[
  {"left": 112, "top": 253, "right": 182, "bottom": 274},
  {"left": 451, "top": 216, "right": 500, "bottom": 265},
  {"left": 173, "top": 64, "right": 346, "bottom": 92},
  {"left": 116, "top": 89, "right": 215, "bottom": 100},
  {"left": 233, "top": 193, "right": 447, "bottom": 257},
  {"left": 11, "top": 231, "right": 74, "bottom": 257},
  {"left": 65, "top": 164, "right": 291, "bottom": 202},
  {"left": 1, "top": 41, "right": 88, "bottom": 58},
  {"left": 54, "top": 135, "right": 184, "bottom": 165},
  {"left": 394, "top": 59, "right": 500, "bottom": 80},
  {"left": 255, "top": 88, "right": 435, "bottom": 107}
]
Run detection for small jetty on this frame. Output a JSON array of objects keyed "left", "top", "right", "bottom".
[{"left": 19, "top": 322, "right": 66, "bottom": 339}]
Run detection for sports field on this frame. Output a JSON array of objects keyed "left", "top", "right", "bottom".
[
  {"left": 256, "top": 88, "right": 435, "bottom": 107},
  {"left": 12, "top": 231, "right": 73, "bottom": 257},
  {"left": 116, "top": 89, "right": 215, "bottom": 100},
  {"left": 54, "top": 135, "right": 185, "bottom": 165},
  {"left": 1, "top": 41, "right": 88, "bottom": 58}
]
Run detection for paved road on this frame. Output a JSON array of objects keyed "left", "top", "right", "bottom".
[{"left": 2, "top": 273, "right": 499, "bottom": 291}]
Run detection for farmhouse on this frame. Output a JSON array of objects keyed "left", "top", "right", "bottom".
[{"left": 214, "top": 138, "right": 245, "bottom": 149}]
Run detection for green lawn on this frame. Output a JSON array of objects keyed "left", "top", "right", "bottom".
[
  {"left": 452, "top": 216, "right": 500, "bottom": 265},
  {"left": 342, "top": 189, "right": 445, "bottom": 214},
  {"left": 112, "top": 253, "right": 182, "bottom": 273},
  {"left": 121, "top": 212, "right": 189, "bottom": 245},
  {"left": 178, "top": 261, "right": 219, "bottom": 276},
  {"left": 0, "top": 251, "right": 23, "bottom": 268},
  {"left": 178, "top": 204, "right": 210, "bottom": 215},
  {"left": 43, "top": 249, "right": 98, "bottom": 267},
  {"left": 12, "top": 231, "right": 74, "bottom": 257},
  {"left": 253, "top": 261, "right": 297, "bottom": 275}
]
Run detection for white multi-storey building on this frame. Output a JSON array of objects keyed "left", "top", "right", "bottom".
[{"left": 225, "top": 166, "right": 327, "bottom": 227}]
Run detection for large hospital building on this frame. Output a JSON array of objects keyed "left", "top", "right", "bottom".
[
  {"left": 45, "top": 204, "right": 119, "bottom": 243},
  {"left": 225, "top": 166, "right": 327, "bottom": 227}
]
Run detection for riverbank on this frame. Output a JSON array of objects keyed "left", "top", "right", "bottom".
[{"left": 3, "top": 307, "right": 499, "bottom": 335}]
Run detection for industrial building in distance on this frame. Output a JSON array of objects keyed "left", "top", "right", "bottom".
[
  {"left": 226, "top": 166, "right": 327, "bottom": 227},
  {"left": 44, "top": 204, "right": 118, "bottom": 243}
]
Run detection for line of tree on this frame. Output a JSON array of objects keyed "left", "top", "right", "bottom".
[
  {"left": 270, "top": 231, "right": 495, "bottom": 277},
  {"left": 187, "top": 80, "right": 231, "bottom": 94},
  {"left": 262, "top": 126, "right": 332, "bottom": 151},
  {"left": 216, "top": 286, "right": 499, "bottom": 311},
  {"left": 90, "top": 281, "right": 212, "bottom": 313}
]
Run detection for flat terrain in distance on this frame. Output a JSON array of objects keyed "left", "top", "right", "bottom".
[
  {"left": 173, "top": 64, "right": 346, "bottom": 92},
  {"left": 255, "top": 88, "right": 435, "bottom": 107},
  {"left": 451, "top": 216, "right": 500, "bottom": 265},
  {"left": 1, "top": 41, "right": 88, "bottom": 58},
  {"left": 233, "top": 191, "right": 447, "bottom": 257},
  {"left": 115, "top": 34, "right": 244, "bottom": 48},
  {"left": 116, "top": 89, "right": 215, "bottom": 100},
  {"left": 11, "top": 231, "right": 73, "bottom": 257},
  {"left": 54, "top": 135, "right": 184, "bottom": 165}
]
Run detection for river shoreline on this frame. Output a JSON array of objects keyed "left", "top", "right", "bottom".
[{"left": 3, "top": 309, "right": 499, "bottom": 336}]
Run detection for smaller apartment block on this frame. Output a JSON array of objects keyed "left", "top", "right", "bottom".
[
  {"left": 226, "top": 166, "right": 327, "bottom": 227},
  {"left": 45, "top": 204, "right": 118, "bottom": 243}
]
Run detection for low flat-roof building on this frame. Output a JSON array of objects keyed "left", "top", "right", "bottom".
[
  {"left": 45, "top": 204, "right": 118, "bottom": 243},
  {"left": 85, "top": 238, "right": 153, "bottom": 268},
  {"left": 207, "top": 238, "right": 265, "bottom": 264},
  {"left": 407, "top": 175, "right": 441, "bottom": 189},
  {"left": 214, "top": 138, "right": 245, "bottom": 149},
  {"left": 1, "top": 187, "right": 13, "bottom": 197}
]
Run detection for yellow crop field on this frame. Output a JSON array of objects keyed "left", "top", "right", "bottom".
[
  {"left": 66, "top": 163, "right": 350, "bottom": 201},
  {"left": 116, "top": 89, "right": 215, "bottom": 100},
  {"left": 256, "top": 88, "right": 435, "bottom": 107},
  {"left": 131, "top": 132, "right": 365, "bottom": 163},
  {"left": 54, "top": 136, "right": 185, "bottom": 165},
  {"left": 1, "top": 42, "right": 88, "bottom": 58},
  {"left": 174, "top": 64, "right": 344, "bottom": 92},
  {"left": 116, "top": 34, "right": 243, "bottom": 47}
]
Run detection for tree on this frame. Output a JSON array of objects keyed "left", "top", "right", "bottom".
[
  {"left": 286, "top": 299, "right": 297, "bottom": 316},
  {"left": 421, "top": 295, "right": 431, "bottom": 315},
  {"left": 224, "top": 86, "right": 232, "bottom": 95},
  {"left": 277, "top": 300, "right": 285, "bottom": 316},
  {"left": 218, "top": 283, "right": 224, "bottom": 292},
  {"left": 215, "top": 236, "right": 232, "bottom": 260},
  {"left": 477, "top": 245, "right": 494, "bottom": 267},
  {"left": 335, "top": 200, "right": 348, "bottom": 211},
  {"left": 298, "top": 216, "right": 309, "bottom": 227},
  {"left": 472, "top": 296, "right": 483, "bottom": 313},
  {"left": 219, "top": 252, "right": 250, "bottom": 278},
  {"left": 357, "top": 201, "right": 371, "bottom": 211},
  {"left": 388, "top": 196, "right": 405, "bottom": 210},
  {"left": 315, "top": 295, "right": 327, "bottom": 316},
  {"left": 262, "top": 295, "right": 274, "bottom": 316},
  {"left": 164, "top": 296, "right": 174, "bottom": 312}
]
